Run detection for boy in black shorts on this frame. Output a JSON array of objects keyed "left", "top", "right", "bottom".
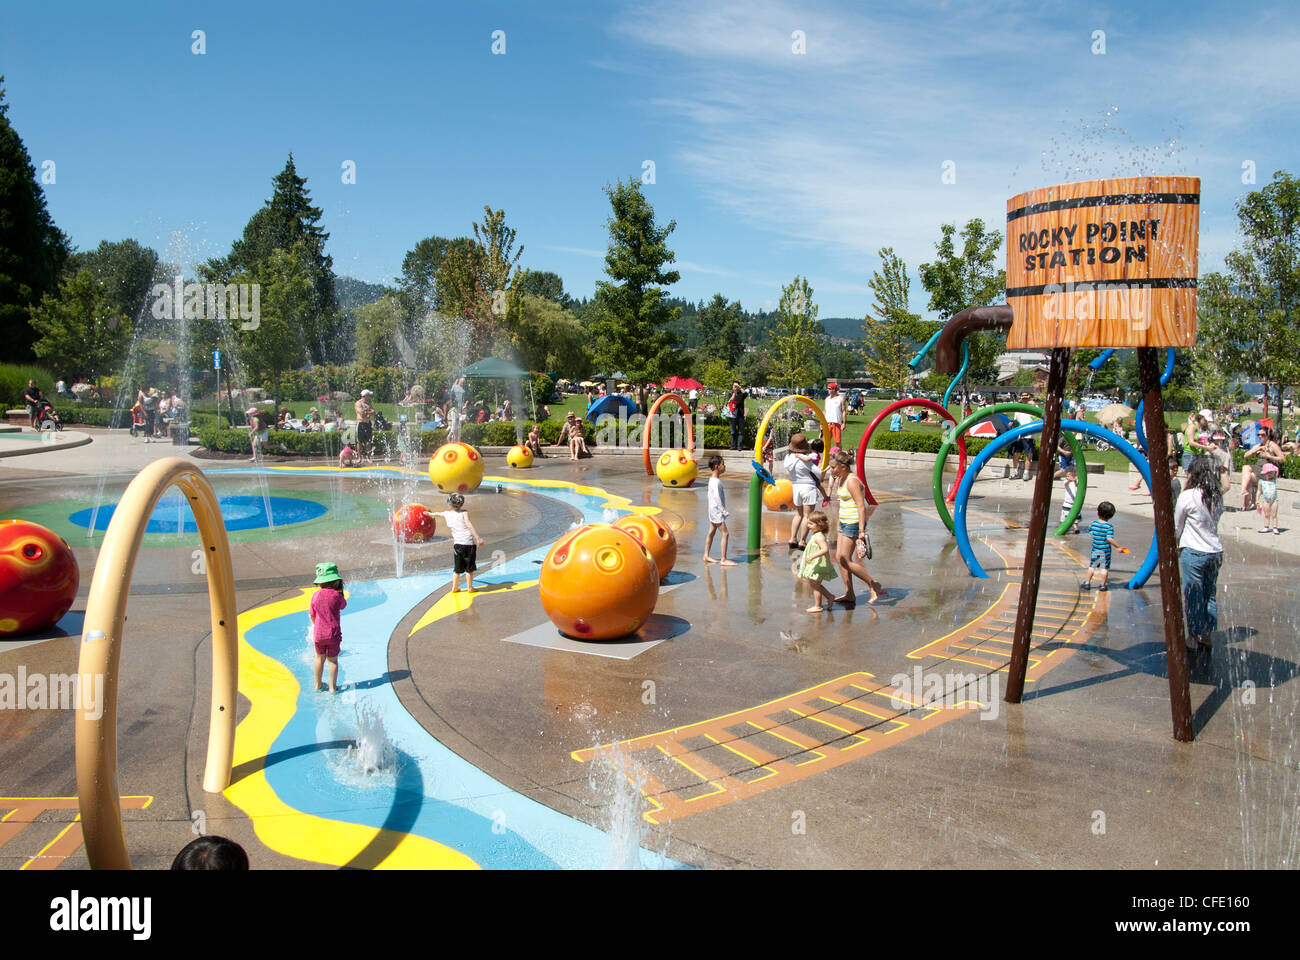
[{"left": 441, "top": 493, "right": 486, "bottom": 592}]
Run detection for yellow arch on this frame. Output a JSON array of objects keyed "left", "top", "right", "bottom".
[
  {"left": 76, "top": 457, "right": 238, "bottom": 870},
  {"left": 752, "top": 395, "right": 830, "bottom": 471}
]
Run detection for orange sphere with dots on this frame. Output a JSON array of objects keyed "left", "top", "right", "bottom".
[
  {"left": 0, "top": 520, "right": 79, "bottom": 637},
  {"left": 391, "top": 503, "right": 437, "bottom": 542},
  {"left": 655, "top": 448, "right": 698, "bottom": 487},
  {"left": 539, "top": 525, "right": 659, "bottom": 640},
  {"left": 506, "top": 445, "right": 534, "bottom": 468},
  {"left": 427, "top": 442, "right": 484, "bottom": 493},
  {"left": 612, "top": 513, "right": 677, "bottom": 581},
  {"left": 762, "top": 478, "right": 795, "bottom": 512}
]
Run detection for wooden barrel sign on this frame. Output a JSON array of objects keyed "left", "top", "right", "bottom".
[{"left": 1005, "top": 176, "right": 1199, "bottom": 349}]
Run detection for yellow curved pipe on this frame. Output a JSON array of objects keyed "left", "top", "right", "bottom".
[
  {"left": 641, "top": 392, "right": 694, "bottom": 475},
  {"left": 76, "top": 458, "right": 238, "bottom": 870},
  {"left": 752, "top": 395, "right": 830, "bottom": 471}
]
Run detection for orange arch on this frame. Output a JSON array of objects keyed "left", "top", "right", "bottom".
[{"left": 642, "top": 392, "right": 695, "bottom": 475}]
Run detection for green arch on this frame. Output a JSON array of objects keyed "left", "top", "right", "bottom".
[{"left": 932, "top": 403, "right": 1088, "bottom": 537}]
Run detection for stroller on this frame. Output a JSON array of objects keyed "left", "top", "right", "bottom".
[
  {"left": 128, "top": 404, "right": 147, "bottom": 438},
  {"left": 35, "top": 399, "right": 63, "bottom": 432}
]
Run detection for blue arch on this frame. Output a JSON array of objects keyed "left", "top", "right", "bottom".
[
  {"left": 1088, "top": 347, "right": 1175, "bottom": 453},
  {"left": 952, "top": 419, "right": 1158, "bottom": 589}
]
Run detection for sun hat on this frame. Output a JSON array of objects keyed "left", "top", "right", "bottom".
[
  {"left": 361, "top": 389, "right": 373, "bottom": 396},
  {"left": 313, "top": 561, "right": 341, "bottom": 584},
  {"left": 1199, "top": 408, "right": 1213, "bottom": 420},
  {"left": 788, "top": 433, "right": 810, "bottom": 453},
  {"left": 245, "top": 407, "right": 259, "bottom": 416}
]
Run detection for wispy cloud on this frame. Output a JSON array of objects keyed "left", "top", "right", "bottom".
[{"left": 610, "top": 0, "right": 1297, "bottom": 308}]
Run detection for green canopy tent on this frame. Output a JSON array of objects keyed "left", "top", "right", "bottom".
[{"left": 459, "top": 357, "right": 536, "bottom": 420}]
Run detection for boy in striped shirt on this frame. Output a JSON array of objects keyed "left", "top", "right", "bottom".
[{"left": 1081, "top": 501, "right": 1123, "bottom": 592}]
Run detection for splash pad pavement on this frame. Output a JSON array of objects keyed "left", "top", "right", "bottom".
[{"left": 0, "top": 432, "right": 1296, "bottom": 869}]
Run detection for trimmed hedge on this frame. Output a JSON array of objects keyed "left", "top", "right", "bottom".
[
  {"left": 197, "top": 419, "right": 595, "bottom": 457},
  {"left": 1232, "top": 449, "right": 1300, "bottom": 480},
  {"left": 870, "top": 431, "right": 994, "bottom": 457}
]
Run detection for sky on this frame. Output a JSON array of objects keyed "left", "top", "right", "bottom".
[{"left": 3, "top": 0, "right": 1296, "bottom": 321}]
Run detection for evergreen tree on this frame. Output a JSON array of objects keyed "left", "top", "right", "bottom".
[
  {"left": 0, "top": 77, "right": 71, "bottom": 360},
  {"left": 863, "top": 248, "right": 926, "bottom": 397},
  {"left": 206, "top": 155, "right": 339, "bottom": 364},
  {"left": 589, "top": 178, "right": 681, "bottom": 383},
  {"left": 698, "top": 294, "right": 744, "bottom": 367}
]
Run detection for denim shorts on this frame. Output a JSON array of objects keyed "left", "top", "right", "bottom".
[
  {"left": 1059, "top": 456, "right": 1075, "bottom": 471},
  {"left": 839, "top": 522, "right": 859, "bottom": 539}
]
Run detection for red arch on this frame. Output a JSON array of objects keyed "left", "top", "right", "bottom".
[
  {"left": 856, "top": 399, "right": 967, "bottom": 505},
  {"left": 642, "top": 392, "right": 695, "bottom": 475}
]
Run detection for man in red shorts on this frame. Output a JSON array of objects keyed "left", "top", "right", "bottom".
[{"left": 824, "top": 382, "right": 846, "bottom": 448}]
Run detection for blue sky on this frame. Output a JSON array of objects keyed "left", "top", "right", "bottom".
[{"left": 3, "top": 0, "right": 1296, "bottom": 320}]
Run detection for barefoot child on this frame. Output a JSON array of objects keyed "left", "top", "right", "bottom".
[
  {"left": 799, "top": 511, "right": 838, "bottom": 613},
  {"left": 1080, "top": 501, "right": 1123, "bottom": 592},
  {"left": 1059, "top": 464, "right": 1080, "bottom": 535},
  {"left": 441, "top": 493, "right": 486, "bottom": 592},
  {"left": 703, "top": 455, "right": 737, "bottom": 566},
  {"left": 338, "top": 443, "right": 359, "bottom": 468},
  {"left": 309, "top": 563, "right": 346, "bottom": 693}
]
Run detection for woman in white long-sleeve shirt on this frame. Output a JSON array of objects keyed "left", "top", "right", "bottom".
[{"left": 1174, "top": 456, "right": 1225, "bottom": 659}]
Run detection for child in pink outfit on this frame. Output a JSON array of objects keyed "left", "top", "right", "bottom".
[{"left": 309, "top": 562, "right": 346, "bottom": 693}]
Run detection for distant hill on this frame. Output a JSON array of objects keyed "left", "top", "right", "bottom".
[
  {"left": 819, "top": 317, "right": 863, "bottom": 341},
  {"left": 335, "top": 275, "right": 391, "bottom": 310}
]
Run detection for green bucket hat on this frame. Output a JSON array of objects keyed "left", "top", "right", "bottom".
[{"left": 313, "top": 562, "right": 341, "bottom": 584}]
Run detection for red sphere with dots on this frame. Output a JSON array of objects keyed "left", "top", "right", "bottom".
[
  {"left": 391, "top": 504, "right": 437, "bottom": 543},
  {"left": 0, "top": 520, "right": 79, "bottom": 637}
]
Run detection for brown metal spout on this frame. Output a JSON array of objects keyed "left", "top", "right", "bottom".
[{"left": 934, "top": 305, "right": 1014, "bottom": 374}]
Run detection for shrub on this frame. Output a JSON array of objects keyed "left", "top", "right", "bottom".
[
  {"left": 1233, "top": 450, "right": 1300, "bottom": 480},
  {"left": 869, "top": 432, "right": 993, "bottom": 457},
  {"left": 1, "top": 363, "right": 54, "bottom": 408}
]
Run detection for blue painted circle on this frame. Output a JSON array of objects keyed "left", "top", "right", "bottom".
[
  {"left": 952, "top": 419, "right": 1157, "bottom": 590},
  {"left": 69, "top": 494, "right": 326, "bottom": 534}
]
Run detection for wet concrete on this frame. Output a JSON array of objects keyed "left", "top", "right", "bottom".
[{"left": 1, "top": 436, "right": 1296, "bottom": 869}]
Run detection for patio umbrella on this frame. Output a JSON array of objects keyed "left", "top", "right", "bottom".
[
  {"left": 580, "top": 380, "right": 599, "bottom": 388},
  {"left": 662, "top": 376, "right": 704, "bottom": 391},
  {"left": 1097, "top": 402, "right": 1134, "bottom": 425}
]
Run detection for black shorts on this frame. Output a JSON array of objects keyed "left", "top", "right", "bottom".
[
  {"left": 453, "top": 542, "right": 477, "bottom": 574},
  {"left": 357, "top": 420, "right": 373, "bottom": 446}
]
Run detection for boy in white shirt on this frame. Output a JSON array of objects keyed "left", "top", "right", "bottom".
[
  {"left": 703, "top": 455, "right": 737, "bottom": 566},
  {"left": 441, "top": 494, "right": 486, "bottom": 592}
]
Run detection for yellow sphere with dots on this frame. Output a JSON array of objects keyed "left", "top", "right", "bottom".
[
  {"left": 539, "top": 525, "right": 659, "bottom": 640},
  {"left": 655, "top": 448, "right": 698, "bottom": 488},
  {"left": 427, "top": 442, "right": 484, "bottom": 493},
  {"left": 612, "top": 513, "right": 677, "bottom": 582},
  {"left": 762, "top": 478, "right": 794, "bottom": 512},
  {"left": 506, "top": 445, "right": 534, "bottom": 469}
]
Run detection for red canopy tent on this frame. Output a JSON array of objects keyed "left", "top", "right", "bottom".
[{"left": 662, "top": 376, "right": 703, "bottom": 391}]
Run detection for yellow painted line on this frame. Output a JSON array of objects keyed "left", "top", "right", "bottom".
[
  {"left": 746, "top": 721, "right": 827, "bottom": 765},
  {"left": 653, "top": 744, "right": 727, "bottom": 802},
  {"left": 407, "top": 579, "right": 539, "bottom": 638},
  {"left": 225, "top": 589, "right": 478, "bottom": 869},
  {"left": 22, "top": 815, "right": 81, "bottom": 870},
  {"left": 702, "top": 733, "right": 779, "bottom": 778},
  {"left": 906, "top": 583, "right": 1013, "bottom": 660}
]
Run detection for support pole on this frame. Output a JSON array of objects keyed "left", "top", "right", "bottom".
[
  {"left": 1139, "top": 347, "right": 1194, "bottom": 742},
  {"left": 747, "top": 473, "right": 763, "bottom": 552},
  {"left": 1005, "top": 347, "right": 1070, "bottom": 703}
]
